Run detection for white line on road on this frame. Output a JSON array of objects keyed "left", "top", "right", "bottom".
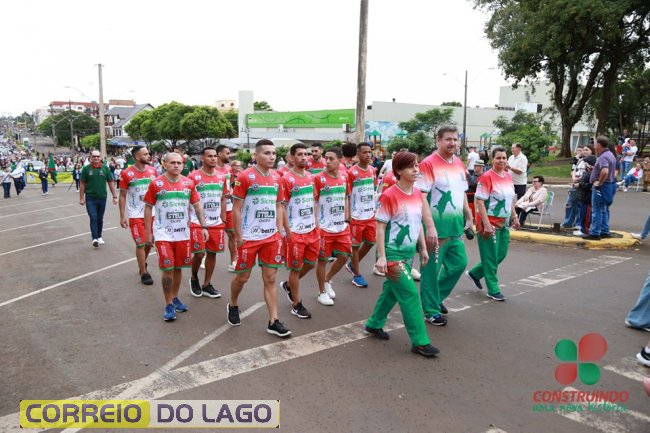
[
  {"left": 0, "top": 197, "right": 60, "bottom": 209},
  {"left": 0, "top": 203, "right": 73, "bottom": 219},
  {"left": 604, "top": 356, "right": 648, "bottom": 383},
  {"left": 0, "top": 213, "right": 86, "bottom": 233},
  {"left": 0, "top": 227, "right": 117, "bottom": 256}
]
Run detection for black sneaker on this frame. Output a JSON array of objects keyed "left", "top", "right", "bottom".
[
  {"left": 291, "top": 301, "right": 311, "bottom": 319},
  {"left": 487, "top": 292, "right": 506, "bottom": 301},
  {"left": 465, "top": 270, "right": 483, "bottom": 290},
  {"left": 227, "top": 303, "right": 240, "bottom": 326},
  {"left": 202, "top": 283, "right": 221, "bottom": 299},
  {"left": 424, "top": 315, "right": 447, "bottom": 326},
  {"left": 439, "top": 303, "right": 448, "bottom": 315},
  {"left": 587, "top": 234, "right": 602, "bottom": 241},
  {"left": 600, "top": 233, "right": 612, "bottom": 238},
  {"left": 365, "top": 326, "right": 390, "bottom": 340},
  {"left": 189, "top": 278, "right": 202, "bottom": 298},
  {"left": 280, "top": 281, "right": 293, "bottom": 303},
  {"left": 140, "top": 272, "right": 153, "bottom": 285},
  {"left": 411, "top": 344, "right": 440, "bottom": 357},
  {"left": 267, "top": 319, "right": 292, "bottom": 337}
]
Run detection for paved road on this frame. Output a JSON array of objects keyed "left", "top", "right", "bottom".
[{"left": 1, "top": 184, "right": 649, "bottom": 433}]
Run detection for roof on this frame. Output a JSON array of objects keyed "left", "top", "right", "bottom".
[
  {"left": 112, "top": 104, "right": 153, "bottom": 128},
  {"left": 50, "top": 100, "right": 98, "bottom": 108}
]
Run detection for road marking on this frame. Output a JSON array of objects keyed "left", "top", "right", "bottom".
[
  {"left": 0, "top": 197, "right": 60, "bottom": 208},
  {"left": 604, "top": 356, "right": 648, "bottom": 383},
  {"left": 485, "top": 428, "right": 508, "bottom": 433},
  {"left": 0, "top": 227, "right": 117, "bottom": 256},
  {"left": 0, "top": 203, "right": 73, "bottom": 219},
  {"left": 557, "top": 386, "right": 650, "bottom": 433},
  {"left": 512, "top": 255, "right": 630, "bottom": 288},
  {"left": 0, "top": 213, "right": 86, "bottom": 233}
]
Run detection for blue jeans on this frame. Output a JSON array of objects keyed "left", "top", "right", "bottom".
[
  {"left": 639, "top": 214, "right": 650, "bottom": 239},
  {"left": 620, "top": 161, "right": 631, "bottom": 179},
  {"left": 590, "top": 182, "right": 616, "bottom": 236},
  {"left": 85, "top": 195, "right": 107, "bottom": 240},
  {"left": 41, "top": 179, "right": 48, "bottom": 194},
  {"left": 2, "top": 182, "right": 10, "bottom": 197},
  {"left": 623, "top": 174, "right": 639, "bottom": 188},
  {"left": 562, "top": 189, "right": 580, "bottom": 227},
  {"left": 626, "top": 270, "right": 650, "bottom": 329}
]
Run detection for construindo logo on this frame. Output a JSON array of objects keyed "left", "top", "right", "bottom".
[{"left": 554, "top": 333, "right": 607, "bottom": 386}]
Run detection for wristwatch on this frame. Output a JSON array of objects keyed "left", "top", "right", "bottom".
[{"left": 201, "top": 225, "right": 208, "bottom": 230}]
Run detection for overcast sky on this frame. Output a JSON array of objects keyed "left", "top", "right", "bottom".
[{"left": 0, "top": 0, "right": 512, "bottom": 116}]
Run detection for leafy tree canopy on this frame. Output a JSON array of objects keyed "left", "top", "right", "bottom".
[
  {"left": 441, "top": 101, "right": 462, "bottom": 107},
  {"left": 494, "top": 110, "right": 557, "bottom": 164},
  {"left": 254, "top": 101, "right": 273, "bottom": 111},
  {"left": 38, "top": 111, "right": 99, "bottom": 147}
]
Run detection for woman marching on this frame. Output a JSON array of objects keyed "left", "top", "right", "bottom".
[
  {"left": 466, "top": 147, "right": 520, "bottom": 301},
  {"left": 365, "top": 151, "right": 439, "bottom": 357}
]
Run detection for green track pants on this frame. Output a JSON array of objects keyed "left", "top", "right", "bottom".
[
  {"left": 420, "top": 237, "right": 467, "bottom": 317},
  {"left": 470, "top": 226, "right": 510, "bottom": 295}
]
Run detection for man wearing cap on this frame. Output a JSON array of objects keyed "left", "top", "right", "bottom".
[{"left": 467, "top": 160, "right": 485, "bottom": 216}]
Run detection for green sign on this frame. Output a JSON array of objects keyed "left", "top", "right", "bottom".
[{"left": 247, "top": 109, "right": 355, "bottom": 129}]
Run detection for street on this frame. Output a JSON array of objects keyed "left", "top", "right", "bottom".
[{"left": 1, "top": 183, "right": 649, "bottom": 433}]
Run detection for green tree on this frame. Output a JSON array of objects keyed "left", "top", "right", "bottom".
[
  {"left": 38, "top": 111, "right": 99, "bottom": 147},
  {"left": 125, "top": 109, "right": 157, "bottom": 143},
  {"left": 234, "top": 150, "right": 253, "bottom": 167},
  {"left": 222, "top": 109, "right": 238, "bottom": 137},
  {"left": 493, "top": 111, "right": 557, "bottom": 165},
  {"left": 474, "top": 0, "right": 650, "bottom": 157},
  {"left": 387, "top": 131, "right": 435, "bottom": 156},
  {"left": 80, "top": 133, "right": 100, "bottom": 150},
  {"left": 398, "top": 108, "right": 454, "bottom": 135},
  {"left": 441, "top": 101, "right": 462, "bottom": 107},
  {"left": 179, "top": 106, "right": 235, "bottom": 145},
  {"left": 154, "top": 101, "right": 193, "bottom": 147},
  {"left": 254, "top": 101, "right": 273, "bottom": 111}
]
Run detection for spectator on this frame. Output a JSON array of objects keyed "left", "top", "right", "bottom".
[
  {"left": 572, "top": 155, "right": 597, "bottom": 238},
  {"left": 2, "top": 167, "right": 12, "bottom": 198},
  {"left": 506, "top": 143, "right": 528, "bottom": 199},
  {"left": 72, "top": 164, "right": 81, "bottom": 192},
  {"left": 618, "top": 163, "right": 643, "bottom": 192},
  {"left": 562, "top": 146, "right": 584, "bottom": 229},
  {"left": 514, "top": 175, "right": 548, "bottom": 226},
  {"left": 621, "top": 138, "right": 638, "bottom": 180},
  {"left": 38, "top": 166, "right": 49, "bottom": 195},
  {"left": 466, "top": 146, "right": 480, "bottom": 175},
  {"left": 588, "top": 136, "right": 617, "bottom": 241},
  {"left": 643, "top": 157, "right": 650, "bottom": 192},
  {"left": 467, "top": 160, "right": 485, "bottom": 216}
]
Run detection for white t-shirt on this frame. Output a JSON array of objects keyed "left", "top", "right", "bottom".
[
  {"left": 467, "top": 151, "right": 480, "bottom": 170},
  {"left": 508, "top": 153, "right": 528, "bottom": 185},
  {"left": 623, "top": 146, "right": 638, "bottom": 162}
]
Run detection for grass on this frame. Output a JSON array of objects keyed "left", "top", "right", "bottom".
[{"left": 528, "top": 164, "right": 572, "bottom": 179}]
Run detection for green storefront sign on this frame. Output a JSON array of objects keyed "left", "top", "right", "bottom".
[{"left": 247, "top": 109, "right": 355, "bottom": 129}]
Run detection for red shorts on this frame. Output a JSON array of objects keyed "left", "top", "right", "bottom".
[
  {"left": 224, "top": 211, "right": 234, "bottom": 232},
  {"left": 155, "top": 240, "right": 191, "bottom": 271},
  {"left": 285, "top": 229, "right": 320, "bottom": 271},
  {"left": 319, "top": 229, "right": 352, "bottom": 261},
  {"left": 190, "top": 225, "right": 225, "bottom": 254},
  {"left": 350, "top": 219, "right": 376, "bottom": 247},
  {"left": 129, "top": 218, "right": 152, "bottom": 247},
  {"left": 235, "top": 233, "right": 284, "bottom": 272}
]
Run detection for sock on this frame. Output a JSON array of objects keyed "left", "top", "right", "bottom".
[{"left": 644, "top": 346, "right": 650, "bottom": 354}]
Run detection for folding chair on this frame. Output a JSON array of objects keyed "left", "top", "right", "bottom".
[{"left": 530, "top": 191, "right": 554, "bottom": 230}]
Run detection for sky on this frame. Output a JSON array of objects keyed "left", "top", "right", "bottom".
[{"left": 0, "top": 0, "right": 512, "bottom": 117}]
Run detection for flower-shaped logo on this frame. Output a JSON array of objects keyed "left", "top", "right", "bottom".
[{"left": 555, "top": 333, "right": 607, "bottom": 385}]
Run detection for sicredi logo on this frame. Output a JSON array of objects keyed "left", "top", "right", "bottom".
[{"left": 554, "top": 333, "right": 607, "bottom": 386}]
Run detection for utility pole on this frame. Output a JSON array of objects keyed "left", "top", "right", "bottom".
[
  {"left": 50, "top": 104, "right": 57, "bottom": 150},
  {"left": 98, "top": 63, "right": 107, "bottom": 157},
  {"left": 354, "top": 0, "right": 368, "bottom": 144},
  {"left": 462, "top": 69, "right": 468, "bottom": 153}
]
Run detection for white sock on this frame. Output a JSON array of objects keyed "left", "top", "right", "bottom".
[{"left": 644, "top": 346, "right": 650, "bottom": 354}]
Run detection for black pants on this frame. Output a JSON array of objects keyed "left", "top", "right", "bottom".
[
  {"left": 516, "top": 206, "right": 539, "bottom": 225},
  {"left": 514, "top": 184, "right": 527, "bottom": 200}
]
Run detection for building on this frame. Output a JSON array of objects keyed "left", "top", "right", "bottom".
[
  {"left": 215, "top": 99, "right": 236, "bottom": 111},
  {"left": 105, "top": 104, "right": 153, "bottom": 143},
  {"left": 48, "top": 100, "right": 101, "bottom": 119}
]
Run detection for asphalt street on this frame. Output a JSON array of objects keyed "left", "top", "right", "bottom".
[{"left": 1, "top": 183, "right": 649, "bottom": 433}]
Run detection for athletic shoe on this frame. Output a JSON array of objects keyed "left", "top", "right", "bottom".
[
  {"left": 291, "top": 301, "right": 312, "bottom": 319},
  {"left": 352, "top": 274, "right": 368, "bottom": 288},
  {"left": 328, "top": 256, "right": 336, "bottom": 262},
  {"left": 439, "top": 303, "right": 448, "bottom": 315},
  {"left": 317, "top": 292, "right": 334, "bottom": 306},
  {"left": 345, "top": 260, "right": 355, "bottom": 275},
  {"left": 411, "top": 344, "right": 440, "bottom": 357},
  {"left": 267, "top": 319, "right": 291, "bottom": 337},
  {"left": 202, "top": 283, "right": 221, "bottom": 298},
  {"left": 163, "top": 304, "right": 176, "bottom": 321},
  {"left": 411, "top": 268, "right": 421, "bottom": 281},
  {"left": 365, "top": 326, "right": 390, "bottom": 340},
  {"left": 631, "top": 233, "right": 646, "bottom": 241},
  {"left": 573, "top": 230, "right": 587, "bottom": 237},
  {"left": 324, "top": 281, "right": 336, "bottom": 299},
  {"left": 424, "top": 315, "right": 447, "bottom": 326},
  {"left": 637, "top": 347, "right": 650, "bottom": 368},
  {"left": 92, "top": 239, "right": 99, "bottom": 248},
  {"left": 465, "top": 270, "right": 482, "bottom": 290},
  {"left": 625, "top": 319, "right": 650, "bottom": 332},
  {"left": 228, "top": 261, "right": 237, "bottom": 272},
  {"left": 600, "top": 233, "right": 612, "bottom": 238},
  {"left": 587, "top": 234, "right": 601, "bottom": 241},
  {"left": 97, "top": 237, "right": 105, "bottom": 245},
  {"left": 189, "top": 278, "right": 202, "bottom": 297},
  {"left": 140, "top": 272, "right": 153, "bottom": 285},
  {"left": 172, "top": 297, "right": 188, "bottom": 312},
  {"left": 280, "top": 281, "right": 293, "bottom": 303},
  {"left": 227, "top": 303, "right": 240, "bottom": 326},
  {"left": 487, "top": 292, "right": 506, "bottom": 301},
  {"left": 372, "top": 265, "right": 386, "bottom": 277},
  {"left": 623, "top": 188, "right": 628, "bottom": 192}
]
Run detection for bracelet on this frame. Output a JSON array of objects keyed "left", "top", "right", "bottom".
[{"left": 201, "top": 225, "right": 208, "bottom": 230}]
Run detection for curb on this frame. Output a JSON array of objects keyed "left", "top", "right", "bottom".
[{"left": 510, "top": 227, "right": 640, "bottom": 250}]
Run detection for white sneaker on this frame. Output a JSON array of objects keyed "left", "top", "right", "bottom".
[
  {"left": 228, "top": 261, "right": 237, "bottom": 272},
  {"left": 92, "top": 239, "right": 99, "bottom": 248},
  {"left": 573, "top": 230, "right": 586, "bottom": 237},
  {"left": 373, "top": 265, "right": 386, "bottom": 277},
  {"left": 317, "top": 292, "right": 334, "bottom": 306},
  {"left": 411, "top": 268, "right": 421, "bottom": 281},
  {"left": 324, "top": 280, "right": 336, "bottom": 299},
  {"left": 631, "top": 233, "right": 646, "bottom": 241},
  {"left": 97, "top": 237, "right": 105, "bottom": 245},
  {"left": 623, "top": 188, "right": 628, "bottom": 192}
]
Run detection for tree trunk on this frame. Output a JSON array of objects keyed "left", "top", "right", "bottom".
[
  {"left": 596, "top": 66, "right": 620, "bottom": 135},
  {"left": 560, "top": 120, "right": 573, "bottom": 158},
  {"left": 354, "top": 0, "right": 368, "bottom": 144}
]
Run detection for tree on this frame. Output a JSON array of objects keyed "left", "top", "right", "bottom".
[
  {"left": 125, "top": 110, "right": 157, "bottom": 143},
  {"left": 154, "top": 101, "right": 194, "bottom": 147},
  {"left": 474, "top": 0, "right": 650, "bottom": 157},
  {"left": 493, "top": 111, "right": 557, "bottom": 165},
  {"left": 398, "top": 108, "right": 454, "bottom": 135},
  {"left": 441, "top": 101, "right": 463, "bottom": 107},
  {"left": 222, "top": 109, "right": 238, "bottom": 137},
  {"left": 80, "top": 133, "right": 100, "bottom": 150},
  {"left": 253, "top": 101, "right": 273, "bottom": 111},
  {"left": 387, "top": 131, "right": 434, "bottom": 156},
  {"left": 38, "top": 111, "right": 99, "bottom": 147},
  {"left": 179, "top": 106, "right": 235, "bottom": 145}
]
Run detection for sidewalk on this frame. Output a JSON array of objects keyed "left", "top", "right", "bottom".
[{"left": 510, "top": 226, "right": 640, "bottom": 250}]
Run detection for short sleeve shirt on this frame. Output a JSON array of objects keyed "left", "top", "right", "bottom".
[
  {"left": 380, "top": 171, "right": 396, "bottom": 194},
  {"left": 81, "top": 164, "right": 113, "bottom": 200},
  {"left": 475, "top": 170, "right": 515, "bottom": 220},
  {"left": 507, "top": 153, "right": 528, "bottom": 185},
  {"left": 233, "top": 167, "right": 282, "bottom": 241},
  {"left": 590, "top": 149, "right": 617, "bottom": 183},
  {"left": 119, "top": 165, "right": 158, "bottom": 218},
  {"left": 376, "top": 185, "right": 422, "bottom": 261},
  {"left": 280, "top": 170, "right": 316, "bottom": 234},
  {"left": 415, "top": 153, "right": 468, "bottom": 238},
  {"left": 188, "top": 169, "right": 228, "bottom": 227},
  {"left": 347, "top": 165, "right": 377, "bottom": 221},
  {"left": 467, "top": 151, "right": 480, "bottom": 170},
  {"left": 143, "top": 175, "right": 200, "bottom": 242},
  {"left": 314, "top": 172, "right": 351, "bottom": 234},
  {"left": 306, "top": 157, "right": 326, "bottom": 174}
]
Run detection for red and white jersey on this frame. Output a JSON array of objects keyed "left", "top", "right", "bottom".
[
  {"left": 379, "top": 170, "right": 396, "bottom": 194},
  {"left": 143, "top": 175, "right": 200, "bottom": 242},
  {"left": 277, "top": 166, "right": 291, "bottom": 178},
  {"left": 475, "top": 169, "right": 515, "bottom": 220},
  {"left": 314, "top": 171, "right": 350, "bottom": 234},
  {"left": 119, "top": 165, "right": 158, "bottom": 218},
  {"left": 347, "top": 164, "right": 377, "bottom": 221},
  {"left": 233, "top": 167, "right": 282, "bottom": 241},
  {"left": 280, "top": 170, "right": 316, "bottom": 234},
  {"left": 187, "top": 169, "right": 228, "bottom": 227},
  {"left": 306, "top": 156, "right": 326, "bottom": 174}
]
